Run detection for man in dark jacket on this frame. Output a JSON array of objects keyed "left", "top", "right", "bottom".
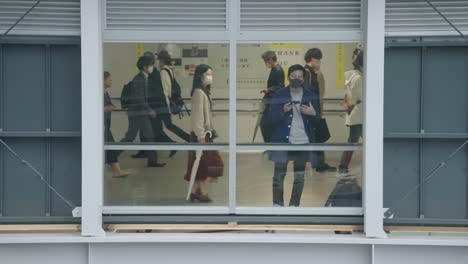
[
  {"left": 304, "top": 48, "right": 336, "bottom": 173},
  {"left": 121, "top": 55, "right": 165, "bottom": 167},
  {"left": 269, "top": 64, "right": 320, "bottom": 207},
  {"left": 260, "top": 50, "right": 285, "bottom": 143},
  {"left": 132, "top": 51, "right": 176, "bottom": 159}
]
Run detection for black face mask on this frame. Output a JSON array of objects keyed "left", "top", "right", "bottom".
[{"left": 289, "top": 78, "right": 303, "bottom": 88}]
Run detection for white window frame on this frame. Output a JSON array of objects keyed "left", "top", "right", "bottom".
[{"left": 80, "top": 0, "right": 386, "bottom": 238}]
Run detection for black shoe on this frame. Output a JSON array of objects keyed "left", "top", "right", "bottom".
[
  {"left": 315, "top": 164, "right": 337, "bottom": 172},
  {"left": 169, "top": 150, "right": 177, "bottom": 158},
  {"left": 131, "top": 152, "right": 147, "bottom": 159},
  {"left": 338, "top": 167, "right": 349, "bottom": 176},
  {"left": 147, "top": 162, "right": 166, "bottom": 168}
]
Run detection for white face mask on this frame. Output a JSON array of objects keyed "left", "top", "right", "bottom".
[{"left": 203, "top": 75, "right": 213, "bottom": 86}]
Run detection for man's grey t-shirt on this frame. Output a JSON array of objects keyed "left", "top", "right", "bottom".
[{"left": 289, "top": 87, "right": 309, "bottom": 144}]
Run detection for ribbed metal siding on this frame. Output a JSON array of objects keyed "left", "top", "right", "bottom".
[
  {"left": 106, "top": 0, "right": 227, "bottom": 31},
  {"left": 386, "top": 0, "right": 468, "bottom": 36},
  {"left": 0, "top": 0, "right": 80, "bottom": 36},
  {"left": 240, "top": 0, "right": 362, "bottom": 31}
]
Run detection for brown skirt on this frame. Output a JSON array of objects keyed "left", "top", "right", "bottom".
[{"left": 184, "top": 132, "right": 224, "bottom": 181}]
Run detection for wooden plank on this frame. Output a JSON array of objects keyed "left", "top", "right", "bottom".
[
  {"left": 385, "top": 226, "right": 468, "bottom": 234},
  {"left": 0, "top": 224, "right": 80, "bottom": 233},
  {"left": 107, "top": 224, "right": 364, "bottom": 233}
]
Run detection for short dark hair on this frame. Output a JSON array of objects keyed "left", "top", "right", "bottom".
[
  {"left": 104, "top": 71, "right": 110, "bottom": 80},
  {"left": 143, "top": 51, "right": 156, "bottom": 62},
  {"left": 137, "top": 56, "right": 154, "bottom": 71},
  {"left": 157, "top": 50, "right": 172, "bottom": 65},
  {"left": 261, "top": 50, "right": 277, "bottom": 62},
  {"left": 288, "top": 64, "right": 306, "bottom": 77},
  {"left": 353, "top": 50, "right": 364, "bottom": 71},
  {"left": 304, "top": 48, "right": 323, "bottom": 63}
]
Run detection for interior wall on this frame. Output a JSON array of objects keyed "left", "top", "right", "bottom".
[{"left": 103, "top": 43, "right": 359, "bottom": 144}]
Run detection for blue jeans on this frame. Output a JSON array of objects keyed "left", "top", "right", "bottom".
[{"left": 273, "top": 151, "right": 307, "bottom": 206}]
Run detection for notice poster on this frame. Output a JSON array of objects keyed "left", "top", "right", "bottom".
[{"left": 270, "top": 43, "right": 305, "bottom": 87}]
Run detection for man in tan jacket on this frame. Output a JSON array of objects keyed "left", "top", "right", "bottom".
[{"left": 304, "top": 48, "right": 337, "bottom": 173}]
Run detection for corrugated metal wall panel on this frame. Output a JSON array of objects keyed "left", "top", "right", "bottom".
[
  {"left": 106, "top": 0, "right": 227, "bottom": 31},
  {"left": 240, "top": 0, "right": 361, "bottom": 31},
  {"left": 0, "top": 0, "right": 80, "bottom": 36},
  {"left": 386, "top": 0, "right": 468, "bottom": 36}
]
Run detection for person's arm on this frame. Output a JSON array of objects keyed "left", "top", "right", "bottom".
[
  {"left": 104, "top": 92, "right": 114, "bottom": 111},
  {"left": 132, "top": 76, "right": 152, "bottom": 114},
  {"left": 317, "top": 71, "right": 325, "bottom": 101},
  {"left": 191, "top": 90, "right": 206, "bottom": 141},
  {"left": 269, "top": 91, "right": 289, "bottom": 125},
  {"left": 161, "top": 68, "right": 172, "bottom": 105},
  {"left": 345, "top": 75, "right": 363, "bottom": 114},
  {"left": 350, "top": 75, "right": 363, "bottom": 105},
  {"left": 267, "top": 67, "right": 285, "bottom": 93},
  {"left": 301, "top": 93, "right": 320, "bottom": 122}
]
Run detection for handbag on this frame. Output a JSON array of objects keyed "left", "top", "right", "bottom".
[
  {"left": 202, "top": 131, "right": 223, "bottom": 177},
  {"left": 315, "top": 118, "right": 330, "bottom": 143}
]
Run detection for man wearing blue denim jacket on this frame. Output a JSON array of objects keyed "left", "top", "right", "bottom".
[{"left": 268, "top": 64, "right": 320, "bottom": 207}]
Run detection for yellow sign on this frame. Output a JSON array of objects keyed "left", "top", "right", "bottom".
[
  {"left": 135, "top": 43, "right": 144, "bottom": 73},
  {"left": 283, "top": 66, "right": 289, "bottom": 87},
  {"left": 336, "top": 43, "right": 345, "bottom": 89}
]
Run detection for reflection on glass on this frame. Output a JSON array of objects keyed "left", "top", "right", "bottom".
[
  {"left": 237, "top": 151, "right": 362, "bottom": 207},
  {"left": 104, "top": 150, "right": 229, "bottom": 206},
  {"left": 103, "top": 43, "right": 229, "bottom": 144},
  {"left": 236, "top": 43, "right": 364, "bottom": 150}
]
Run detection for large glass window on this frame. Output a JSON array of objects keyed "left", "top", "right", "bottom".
[
  {"left": 103, "top": 43, "right": 229, "bottom": 207},
  {"left": 236, "top": 43, "right": 364, "bottom": 208},
  {"left": 102, "top": 41, "right": 365, "bottom": 211}
]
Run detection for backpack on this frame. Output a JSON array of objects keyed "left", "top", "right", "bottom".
[
  {"left": 324, "top": 178, "right": 362, "bottom": 207},
  {"left": 163, "top": 68, "right": 187, "bottom": 116},
  {"left": 120, "top": 81, "right": 133, "bottom": 110}
]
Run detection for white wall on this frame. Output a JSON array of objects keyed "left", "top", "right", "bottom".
[{"left": 103, "top": 43, "right": 359, "bottom": 144}]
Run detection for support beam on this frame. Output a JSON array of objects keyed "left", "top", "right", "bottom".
[
  {"left": 80, "top": 0, "right": 105, "bottom": 237},
  {"left": 363, "top": 0, "right": 387, "bottom": 238}
]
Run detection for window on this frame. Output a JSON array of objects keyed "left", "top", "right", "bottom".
[
  {"left": 84, "top": 0, "right": 386, "bottom": 231},
  {"left": 102, "top": 42, "right": 365, "bottom": 212}
]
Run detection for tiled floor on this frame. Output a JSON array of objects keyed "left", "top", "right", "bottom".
[{"left": 104, "top": 151, "right": 362, "bottom": 207}]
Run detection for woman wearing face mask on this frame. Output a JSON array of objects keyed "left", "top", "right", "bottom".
[
  {"left": 269, "top": 64, "right": 320, "bottom": 207},
  {"left": 184, "top": 64, "right": 224, "bottom": 202}
]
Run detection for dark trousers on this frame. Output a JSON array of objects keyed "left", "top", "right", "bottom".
[
  {"left": 139, "top": 114, "right": 174, "bottom": 143},
  {"left": 121, "top": 114, "right": 158, "bottom": 164},
  {"left": 159, "top": 113, "right": 190, "bottom": 142},
  {"left": 273, "top": 151, "right": 308, "bottom": 207},
  {"left": 105, "top": 127, "right": 120, "bottom": 164},
  {"left": 260, "top": 107, "right": 273, "bottom": 143},
  {"left": 339, "top": 124, "right": 363, "bottom": 171},
  {"left": 315, "top": 151, "right": 326, "bottom": 167}
]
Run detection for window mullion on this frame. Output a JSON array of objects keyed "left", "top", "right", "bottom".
[{"left": 228, "top": 0, "right": 239, "bottom": 214}]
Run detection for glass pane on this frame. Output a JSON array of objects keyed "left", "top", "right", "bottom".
[
  {"left": 104, "top": 150, "right": 229, "bottom": 206},
  {"left": 237, "top": 43, "right": 364, "bottom": 146},
  {"left": 237, "top": 150, "right": 362, "bottom": 207},
  {"left": 103, "top": 43, "right": 229, "bottom": 145}
]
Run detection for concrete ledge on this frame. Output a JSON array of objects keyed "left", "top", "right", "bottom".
[{"left": 0, "top": 232, "right": 468, "bottom": 247}]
